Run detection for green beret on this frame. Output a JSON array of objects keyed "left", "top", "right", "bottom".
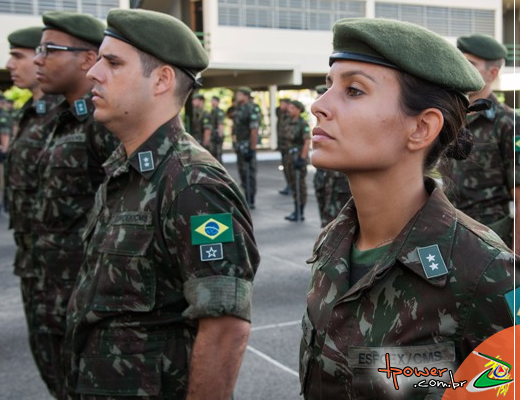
[
  {"left": 105, "top": 9, "right": 208, "bottom": 79},
  {"left": 457, "top": 34, "right": 507, "bottom": 61},
  {"left": 237, "top": 86, "right": 252, "bottom": 95},
  {"left": 192, "top": 93, "right": 205, "bottom": 100},
  {"left": 43, "top": 11, "right": 105, "bottom": 47},
  {"left": 330, "top": 18, "right": 484, "bottom": 94},
  {"left": 8, "top": 27, "right": 43, "bottom": 49},
  {"left": 290, "top": 100, "right": 305, "bottom": 112},
  {"left": 315, "top": 84, "right": 328, "bottom": 95}
]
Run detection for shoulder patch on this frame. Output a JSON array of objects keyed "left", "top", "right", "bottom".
[{"left": 191, "top": 213, "right": 234, "bottom": 245}]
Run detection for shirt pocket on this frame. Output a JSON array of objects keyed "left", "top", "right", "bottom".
[{"left": 92, "top": 213, "right": 156, "bottom": 312}]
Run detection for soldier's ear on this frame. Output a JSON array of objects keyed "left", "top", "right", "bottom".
[
  {"left": 407, "top": 108, "right": 443, "bottom": 153},
  {"left": 153, "top": 65, "right": 175, "bottom": 96}
]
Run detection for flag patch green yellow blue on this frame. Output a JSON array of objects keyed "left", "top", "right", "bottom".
[
  {"left": 515, "top": 136, "right": 520, "bottom": 152},
  {"left": 191, "top": 213, "right": 234, "bottom": 245},
  {"left": 504, "top": 287, "right": 520, "bottom": 325}
]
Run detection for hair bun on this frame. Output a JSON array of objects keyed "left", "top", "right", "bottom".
[{"left": 446, "top": 127, "right": 473, "bottom": 160}]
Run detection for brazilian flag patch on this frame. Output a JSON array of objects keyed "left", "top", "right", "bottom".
[{"left": 191, "top": 213, "right": 234, "bottom": 245}]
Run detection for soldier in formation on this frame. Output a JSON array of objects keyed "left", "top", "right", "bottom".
[
  {"left": 204, "top": 95, "right": 225, "bottom": 162},
  {"left": 232, "top": 86, "right": 260, "bottom": 209},
  {"left": 442, "top": 34, "right": 515, "bottom": 249},
  {"left": 64, "top": 9, "right": 259, "bottom": 399},
  {"left": 300, "top": 18, "right": 517, "bottom": 399},
  {"left": 5, "top": 25, "right": 63, "bottom": 397}
]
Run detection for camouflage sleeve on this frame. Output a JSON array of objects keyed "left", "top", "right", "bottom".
[
  {"left": 460, "top": 250, "right": 518, "bottom": 358},
  {"left": 302, "top": 120, "right": 311, "bottom": 141},
  {"left": 218, "top": 109, "right": 225, "bottom": 125},
  {"left": 202, "top": 112, "right": 212, "bottom": 131},
  {"left": 248, "top": 104, "right": 260, "bottom": 130},
  {"left": 0, "top": 115, "right": 12, "bottom": 136},
  {"left": 166, "top": 177, "right": 259, "bottom": 322}
]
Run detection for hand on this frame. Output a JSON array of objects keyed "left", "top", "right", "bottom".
[
  {"left": 244, "top": 149, "right": 255, "bottom": 162},
  {"left": 294, "top": 157, "right": 307, "bottom": 170}
]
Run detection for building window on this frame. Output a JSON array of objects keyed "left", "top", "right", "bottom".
[
  {"left": 375, "top": 3, "right": 495, "bottom": 37},
  {"left": 218, "top": 0, "right": 366, "bottom": 30},
  {"left": 0, "top": 0, "right": 119, "bottom": 18}
]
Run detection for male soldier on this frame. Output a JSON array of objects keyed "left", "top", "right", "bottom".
[
  {"left": 32, "top": 12, "right": 119, "bottom": 398},
  {"left": 283, "top": 100, "right": 310, "bottom": 221},
  {"left": 190, "top": 93, "right": 208, "bottom": 145},
  {"left": 443, "top": 34, "right": 514, "bottom": 248},
  {"left": 5, "top": 26, "right": 62, "bottom": 396},
  {"left": 204, "top": 95, "right": 225, "bottom": 162},
  {"left": 65, "top": 9, "right": 260, "bottom": 399},
  {"left": 233, "top": 86, "right": 259, "bottom": 209},
  {"left": 276, "top": 97, "right": 291, "bottom": 195},
  {"left": 0, "top": 93, "right": 13, "bottom": 211}
]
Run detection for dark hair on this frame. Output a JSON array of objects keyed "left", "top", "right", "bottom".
[
  {"left": 135, "top": 47, "right": 164, "bottom": 77},
  {"left": 394, "top": 71, "right": 471, "bottom": 172}
]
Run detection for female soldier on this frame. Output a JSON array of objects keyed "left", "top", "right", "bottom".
[{"left": 299, "top": 18, "right": 517, "bottom": 400}]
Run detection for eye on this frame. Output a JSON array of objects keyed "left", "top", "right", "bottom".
[{"left": 346, "top": 86, "right": 364, "bottom": 97}]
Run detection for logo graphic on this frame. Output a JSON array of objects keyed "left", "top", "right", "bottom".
[
  {"left": 467, "top": 353, "right": 513, "bottom": 396},
  {"left": 200, "top": 243, "right": 223, "bottom": 261},
  {"left": 191, "top": 213, "right": 234, "bottom": 245}
]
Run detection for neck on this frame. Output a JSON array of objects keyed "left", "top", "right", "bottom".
[
  {"left": 119, "top": 105, "right": 179, "bottom": 156},
  {"left": 349, "top": 169, "right": 429, "bottom": 250},
  {"left": 31, "top": 85, "right": 44, "bottom": 101},
  {"left": 64, "top": 79, "right": 93, "bottom": 105}
]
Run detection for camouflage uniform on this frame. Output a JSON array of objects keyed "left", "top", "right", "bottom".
[
  {"left": 313, "top": 170, "right": 351, "bottom": 227},
  {"left": 300, "top": 179, "right": 517, "bottom": 400},
  {"left": 1, "top": 107, "right": 14, "bottom": 210},
  {"left": 64, "top": 116, "right": 259, "bottom": 399},
  {"left": 33, "top": 95, "right": 119, "bottom": 398},
  {"left": 276, "top": 107, "right": 291, "bottom": 189},
  {"left": 233, "top": 101, "right": 260, "bottom": 206},
  {"left": 190, "top": 106, "right": 209, "bottom": 145},
  {"left": 208, "top": 105, "right": 225, "bottom": 162},
  {"left": 6, "top": 94, "right": 62, "bottom": 395},
  {"left": 444, "top": 94, "right": 514, "bottom": 247},
  {"left": 282, "top": 116, "right": 310, "bottom": 207}
]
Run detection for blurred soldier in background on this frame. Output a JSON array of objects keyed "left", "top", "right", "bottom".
[
  {"left": 233, "top": 86, "right": 260, "bottom": 209},
  {"left": 5, "top": 25, "right": 62, "bottom": 396},
  {"left": 277, "top": 97, "right": 292, "bottom": 195},
  {"left": 190, "top": 92, "right": 208, "bottom": 145},
  {"left": 443, "top": 34, "right": 514, "bottom": 248},
  {"left": 204, "top": 95, "right": 225, "bottom": 162},
  {"left": 284, "top": 100, "right": 310, "bottom": 221}
]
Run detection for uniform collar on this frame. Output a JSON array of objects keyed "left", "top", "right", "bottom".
[
  {"left": 104, "top": 116, "right": 184, "bottom": 180},
  {"left": 340, "top": 179, "right": 457, "bottom": 296},
  {"left": 57, "top": 93, "right": 95, "bottom": 122}
]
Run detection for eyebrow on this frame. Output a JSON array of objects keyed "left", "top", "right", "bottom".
[
  {"left": 101, "top": 53, "right": 123, "bottom": 63},
  {"left": 326, "top": 70, "right": 376, "bottom": 84}
]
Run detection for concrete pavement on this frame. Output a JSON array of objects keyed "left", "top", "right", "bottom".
[{"left": 0, "top": 155, "right": 322, "bottom": 400}]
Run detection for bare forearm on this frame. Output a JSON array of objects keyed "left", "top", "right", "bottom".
[{"left": 186, "top": 316, "right": 250, "bottom": 400}]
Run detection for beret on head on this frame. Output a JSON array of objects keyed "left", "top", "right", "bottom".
[
  {"left": 8, "top": 26, "right": 43, "bottom": 49},
  {"left": 192, "top": 93, "right": 205, "bottom": 100},
  {"left": 291, "top": 100, "right": 305, "bottom": 112},
  {"left": 237, "top": 86, "right": 252, "bottom": 95},
  {"left": 43, "top": 11, "right": 105, "bottom": 46},
  {"left": 330, "top": 18, "right": 484, "bottom": 94},
  {"left": 105, "top": 9, "right": 209, "bottom": 79},
  {"left": 315, "top": 84, "right": 328, "bottom": 95},
  {"left": 457, "top": 33, "right": 507, "bottom": 61}
]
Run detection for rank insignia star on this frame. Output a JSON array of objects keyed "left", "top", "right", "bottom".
[
  {"left": 416, "top": 245, "right": 449, "bottom": 279},
  {"left": 138, "top": 150, "right": 155, "bottom": 172},
  {"left": 200, "top": 243, "right": 223, "bottom": 261},
  {"left": 74, "top": 99, "right": 88, "bottom": 116}
]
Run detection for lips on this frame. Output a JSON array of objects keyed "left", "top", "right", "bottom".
[{"left": 312, "top": 127, "right": 333, "bottom": 141}]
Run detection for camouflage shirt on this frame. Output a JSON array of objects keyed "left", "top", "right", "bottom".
[
  {"left": 444, "top": 94, "right": 514, "bottom": 225},
  {"left": 0, "top": 107, "right": 13, "bottom": 138},
  {"left": 64, "top": 116, "right": 260, "bottom": 398},
  {"left": 281, "top": 116, "right": 310, "bottom": 152},
  {"left": 7, "top": 94, "right": 62, "bottom": 277},
  {"left": 233, "top": 101, "right": 260, "bottom": 142},
  {"left": 190, "top": 107, "right": 210, "bottom": 143},
  {"left": 34, "top": 95, "right": 119, "bottom": 283},
  {"left": 209, "top": 106, "right": 225, "bottom": 134},
  {"left": 300, "top": 179, "right": 517, "bottom": 400}
]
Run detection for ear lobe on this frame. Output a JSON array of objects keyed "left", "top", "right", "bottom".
[{"left": 407, "top": 108, "right": 443, "bottom": 152}]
